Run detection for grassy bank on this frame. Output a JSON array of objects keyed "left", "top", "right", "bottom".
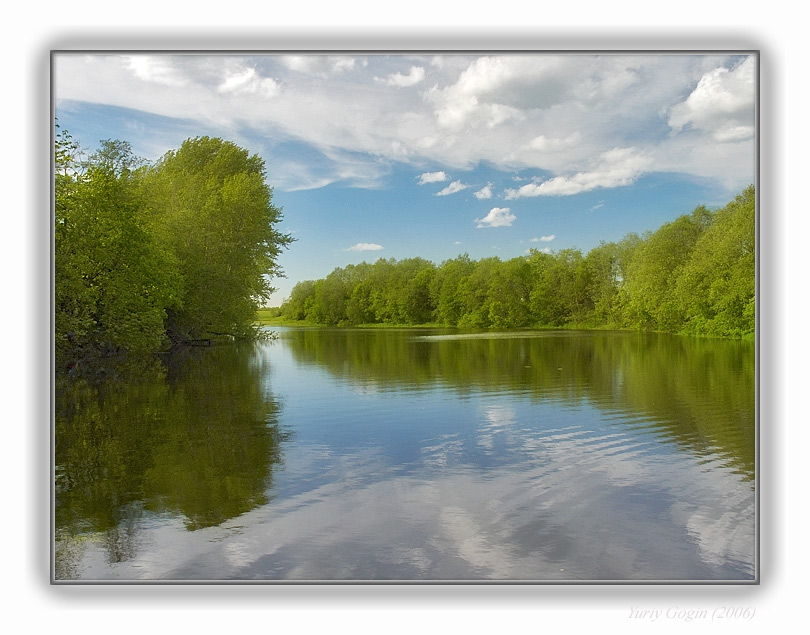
[{"left": 254, "top": 309, "right": 754, "bottom": 340}]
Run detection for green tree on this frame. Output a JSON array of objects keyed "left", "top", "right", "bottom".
[
  {"left": 281, "top": 280, "right": 317, "bottom": 321},
  {"left": 528, "top": 248, "right": 588, "bottom": 325},
  {"left": 583, "top": 241, "right": 624, "bottom": 326},
  {"left": 675, "top": 186, "right": 755, "bottom": 337},
  {"left": 312, "top": 268, "right": 351, "bottom": 325},
  {"left": 141, "top": 136, "right": 292, "bottom": 341},
  {"left": 487, "top": 256, "right": 533, "bottom": 329},
  {"left": 622, "top": 206, "right": 711, "bottom": 331},
  {"left": 403, "top": 261, "right": 437, "bottom": 324},
  {"left": 430, "top": 254, "right": 475, "bottom": 326},
  {"left": 55, "top": 135, "right": 181, "bottom": 368}
]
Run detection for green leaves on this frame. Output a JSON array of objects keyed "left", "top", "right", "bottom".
[
  {"left": 141, "top": 136, "right": 292, "bottom": 340},
  {"left": 279, "top": 188, "right": 755, "bottom": 339},
  {"left": 55, "top": 130, "right": 292, "bottom": 369},
  {"left": 55, "top": 138, "right": 180, "bottom": 366},
  {"left": 674, "top": 186, "right": 756, "bottom": 337}
]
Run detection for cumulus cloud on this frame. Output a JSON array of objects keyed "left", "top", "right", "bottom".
[
  {"left": 436, "top": 180, "right": 468, "bottom": 196},
  {"left": 531, "top": 235, "right": 555, "bottom": 242},
  {"left": 53, "top": 53, "right": 756, "bottom": 196},
  {"left": 377, "top": 66, "right": 426, "bottom": 87},
  {"left": 474, "top": 184, "right": 493, "bottom": 199},
  {"left": 424, "top": 55, "right": 570, "bottom": 131},
  {"left": 668, "top": 56, "right": 755, "bottom": 143},
  {"left": 505, "top": 147, "right": 651, "bottom": 198},
  {"left": 418, "top": 171, "right": 447, "bottom": 184},
  {"left": 476, "top": 207, "right": 516, "bottom": 228},
  {"left": 345, "top": 243, "right": 384, "bottom": 252}
]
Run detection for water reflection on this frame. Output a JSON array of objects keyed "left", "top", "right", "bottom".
[
  {"left": 54, "top": 344, "right": 285, "bottom": 577},
  {"left": 54, "top": 328, "right": 755, "bottom": 581},
  {"left": 282, "top": 329, "right": 755, "bottom": 480}
]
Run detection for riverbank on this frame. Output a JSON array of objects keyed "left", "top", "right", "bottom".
[{"left": 254, "top": 309, "right": 754, "bottom": 340}]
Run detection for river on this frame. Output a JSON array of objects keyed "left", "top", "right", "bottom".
[{"left": 54, "top": 327, "right": 756, "bottom": 582}]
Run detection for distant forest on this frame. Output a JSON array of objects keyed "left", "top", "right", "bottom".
[{"left": 278, "top": 186, "right": 755, "bottom": 338}]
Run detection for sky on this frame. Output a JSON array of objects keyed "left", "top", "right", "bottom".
[{"left": 52, "top": 52, "right": 757, "bottom": 305}]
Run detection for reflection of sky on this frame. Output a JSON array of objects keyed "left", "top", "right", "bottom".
[
  {"left": 68, "top": 437, "right": 753, "bottom": 580},
  {"left": 63, "top": 337, "right": 754, "bottom": 581}
]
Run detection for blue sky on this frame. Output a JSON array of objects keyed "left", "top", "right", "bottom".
[{"left": 53, "top": 52, "right": 757, "bottom": 305}]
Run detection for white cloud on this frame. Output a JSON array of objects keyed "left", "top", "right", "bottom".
[
  {"left": 668, "top": 56, "right": 755, "bottom": 143},
  {"left": 476, "top": 207, "right": 516, "bottom": 228},
  {"left": 436, "top": 180, "right": 467, "bottom": 196},
  {"left": 531, "top": 235, "right": 555, "bottom": 242},
  {"left": 281, "top": 55, "right": 359, "bottom": 76},
  {"left": 53, "top": 53, "right": 756, "bottom": 196},
  {"left": 418, "top": 171, "right": 447, "bottom": 184},
  {"left": 126, "top": 56, "right": 189, "bottom": 87},
  {"left": 217, "top": 67, "right": 280, "bottom": 97},
  {"left": 527, "top": 132, "right": 581, "bottom": 151},
  {"left": 474, "top": 184, "right": 493, "bottom": 199},
  {"left": 505, "top": 147, "right": 651, "bottom": 198},
  {"left": 424, "top": 55, "right": 571, "bottom": 131},
  {"left": 377, "top": 66, "right": 426, "bottom": 87},
  {"left": 345, "top": 243, "right": 384, "bottom": 252}
]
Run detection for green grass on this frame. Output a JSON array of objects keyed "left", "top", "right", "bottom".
[{"left": 254, "top": 309, "right": 756, "bottom": 340}]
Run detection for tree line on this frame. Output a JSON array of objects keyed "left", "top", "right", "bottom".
[
  {"left": 55, "top": 125, "right": 292, "bottom": 372},
  {"left": 279, "top": 186, "right": 755, "bottom": 338}
]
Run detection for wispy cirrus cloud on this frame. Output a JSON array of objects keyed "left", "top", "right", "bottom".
[
  {"left": 476, "top": 207, "right": 515, "bottom": 228},
  {"left": 345, "top": 243, "right": 384, "bottom": 252}
]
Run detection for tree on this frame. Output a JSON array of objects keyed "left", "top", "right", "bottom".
[
  {"left": 583, "top": 241, "right": 624, "bottom": 326},
  {"left": 675, "top": 186, "right": 755, "bottom": 337},
  {"left": 141, "top": 137, "right": 292, "bottom": 340},
  {"left": 622, "top": 206, "right": 710, "bottom": 331},
  {"left": 55, "top": 135, "right": 181, "bottom": 368},
  {"left": 282, "top": 280, "right": 317, "bottom": 321},
  {"left": 430, "top": 254, "right": 475, "bottom": 326},
  {"left": 528, "top": 248, "right": 588, "bottom": 325}
]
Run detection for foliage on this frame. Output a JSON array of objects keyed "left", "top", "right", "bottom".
[
  {"left": 279, "top": 188, "right": 756, "bottom": 338},
  {"left": 139, "top": 136, "right": 293, "bottom": 340},
  {"left": 674, "top": 186, "right": 756, "bottom": 337},
  {"left": 54, "top": 128, "right": 292, "bottom": 370},
  {"left": 55, "top": 136, "right": 182, "bottom": 367}
]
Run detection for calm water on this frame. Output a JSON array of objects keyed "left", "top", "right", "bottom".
[{"left": 54, "top": 328, "right": 756, "bottom": 582}]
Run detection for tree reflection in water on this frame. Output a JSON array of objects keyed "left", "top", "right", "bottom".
[{"left": 54, "top": 343, "right": 285, "bottom": 574}]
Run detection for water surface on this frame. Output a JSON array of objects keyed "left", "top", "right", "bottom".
[{"left": 54, "top": 328, "right": 756, "bottom": 581}]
